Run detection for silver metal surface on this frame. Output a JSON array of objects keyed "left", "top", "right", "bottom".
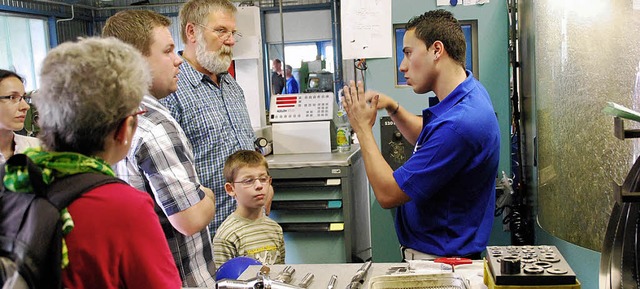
[{"left": 345, "top": 261, "right": 371, "bottom": 289}]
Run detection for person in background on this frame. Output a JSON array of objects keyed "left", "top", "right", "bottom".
[
  {"left": 27, "top": 37, "right": 180, "bottom": 288},
  {"left": 341, "top": 9, "right": 500, "bottom": 260},
  {"left": 161, "top": 0, "right": 265, "bottom": 237},
  {"left": 271, "top": 58, "right": 285, "bottom": 95},
  {"left": 103, "top": 10, "right": 216, "bottom": 287},
  {"left": 282, "top": 64, "right": 299, "bottom": 94},
  {"left": 0, "top": 70, "right": 40, "bottom": 166},
  {"left": 213, "top": 150, "right": 284, "bottom": 267}
]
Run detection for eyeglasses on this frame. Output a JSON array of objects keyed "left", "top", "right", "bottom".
[
  {"left": 195, "top": 23, "right": 242, "bottom": 42},
  {"left": 129, "top": 105, "right": 148, "bottom": 119},
  {"left": 0, "top": 94, "right": 31, "bottom": 104},
  {"left": 114, "top": 104, "right": 148, "bottom": 137},
  {"left": 233, "top": 176, "right": 271, "bottom": 187}
]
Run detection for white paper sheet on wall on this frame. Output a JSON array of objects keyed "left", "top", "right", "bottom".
[
  {"left": 464, "top": 0, "right": 490, "bottom": 5},
  {"left": 340, "top": 0, "right": 392, "bottom": 60},
  {"left": 634, "top": 0, "right": 640, "bottom": 10},
  {"left": 436, "top": 0, "right": 450, "bottom": 6}
]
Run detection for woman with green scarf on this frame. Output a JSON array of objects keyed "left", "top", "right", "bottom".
[{"left": 6, "top": 37, "right": 182, "bottom": 289}]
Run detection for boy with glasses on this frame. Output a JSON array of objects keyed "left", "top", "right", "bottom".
[{"left": 213, "top": 150, "right": 284, "bottom": 267}]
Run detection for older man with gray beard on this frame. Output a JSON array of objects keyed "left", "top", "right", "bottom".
[{"left": 160, "top": 0, "right": 262, "bottom": 238}]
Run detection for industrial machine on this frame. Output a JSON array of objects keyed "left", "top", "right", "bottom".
[
  {"left": 380, "top": 116, "right": 413, "bottom": 170},
  {"left": 269, "top": 92, "right": 338, "bottom": 155},
  {"left": 600, "top": 112, "right": 640, "bottom": 289},
  {"left": 305, "top": 72, "right": 333, "bottom": 93},
  {"left": 297, "top": 60, "right": 330, "bottom": 93}
]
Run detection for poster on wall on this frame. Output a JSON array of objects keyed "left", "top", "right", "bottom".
[{"left": 340, "top": 0, "right": 392, "bottom": 60}]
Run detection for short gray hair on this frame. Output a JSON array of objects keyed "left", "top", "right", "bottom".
[
  {"left": 35, "top": 37, "right": 151, "bottom": 155},
  {"left": 179, "top": 0, "right": 237, "bottom": 44}
]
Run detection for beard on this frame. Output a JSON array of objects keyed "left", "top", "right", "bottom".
[{"left": 195, "top": 30, "right": 233, "bottom": 74}]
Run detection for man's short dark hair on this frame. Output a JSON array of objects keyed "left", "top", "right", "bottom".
[{"left": 406, "top": 9, "right": 466, "bottom": 68}]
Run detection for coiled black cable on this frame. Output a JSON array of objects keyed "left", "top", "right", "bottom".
[{"left": 502, "top": 204, "right": 534, "bottom": 245}]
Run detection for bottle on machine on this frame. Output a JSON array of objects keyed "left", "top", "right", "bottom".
[{"left": 335, "top": 105, "right": 351, "bottom": 153}]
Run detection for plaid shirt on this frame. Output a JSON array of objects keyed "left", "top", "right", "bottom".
[
  {"left": 115, "top": 95, "right": 216, "bottom": 287},
  {"left": 160, "top": 57, "right": 256, "bottom": 237}
]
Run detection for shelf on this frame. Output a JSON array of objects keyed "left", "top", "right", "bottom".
[{"left": 279, "top": 222, "right": 344, "bottom": 232}]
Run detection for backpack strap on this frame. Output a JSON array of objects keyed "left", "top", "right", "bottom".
[
  {"left": 0, "top": 156, "right": 127, "bottom": 289},
  {"left": 1, "top": 154, "right": 126, "bottom": 209},
  {"left": 46, "top": 173, "right": 127, "bottom": 210}
]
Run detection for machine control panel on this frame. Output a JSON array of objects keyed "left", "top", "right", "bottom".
[{"left": 269, "top": 92, "right": 336, "bottom": 122}]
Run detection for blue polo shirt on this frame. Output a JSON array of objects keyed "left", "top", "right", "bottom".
[{"left": 393, "top": 71, "right": 500, "bottom": 257}]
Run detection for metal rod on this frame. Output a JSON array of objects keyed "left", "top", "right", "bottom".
[
  {"left": 326, "top": 275, "right": 337, "bottom": 289},
  {"left": 297, "top": 273, "right": 314, "bottom": 288},
  {"left": 56, "top": 4, "right": 74, "bottom": 24}
]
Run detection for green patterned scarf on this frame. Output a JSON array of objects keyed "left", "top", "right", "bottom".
[{"left": 3, "top": 147, "right": 115, "bottom": 269}]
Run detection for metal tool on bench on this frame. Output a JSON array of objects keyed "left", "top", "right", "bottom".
[
  {"left": 297, "top": 273, "right": 314, "bottom": 288},
  {"left": 274, "top": 266, "right": 296, "bottom": 284},
  {"left": 327, "top": 275, "right": 337, "bottom": 289},
  {"left": 216, "top": 265, "right": 303, "bottom": 289},
  {"left": 433, "top": 257, "right": 472, "bottom": 272},
  {"left": 345, "top": 261, "right": 372, "bottom": 289}
]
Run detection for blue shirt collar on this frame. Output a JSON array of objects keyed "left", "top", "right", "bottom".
[{"left": 424, "top": 70, "right": 475, "bottom": 117}]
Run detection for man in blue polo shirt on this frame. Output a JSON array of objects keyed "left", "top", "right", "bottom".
[{"left": 342, "top": 9, "right": 499, "bottom": 260}]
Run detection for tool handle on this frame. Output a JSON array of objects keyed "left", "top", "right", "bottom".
[{"left": 434, "top": 257, "right": 472, "bottom": 266}]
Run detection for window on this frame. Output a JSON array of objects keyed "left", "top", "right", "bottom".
[
  {"left": 322, "top": 43, "right": 334, "bottom": 73},
  {"left": 283, "top": 43, "right": 320, "bottom": 69},
  {"left": 267, "top": 41, "right": 335, "bottom": 97},
  {"left": 0, "top": 14, "right": 49, "bottom": 91}
]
